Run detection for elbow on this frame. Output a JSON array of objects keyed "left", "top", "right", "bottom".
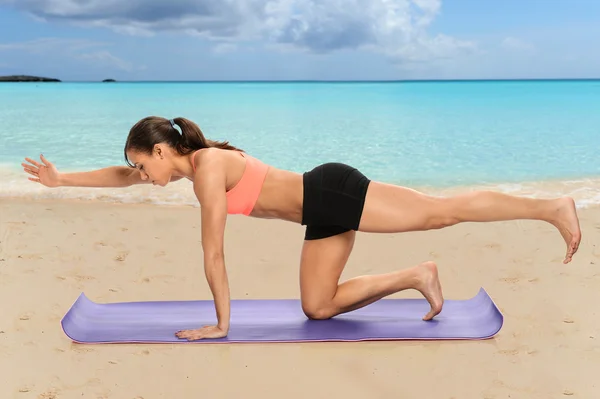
[
  {"left": 120, "top": 167, "right": 141, "bottom": 187},
  {"left": 117, "top": 168, "right": 135, "bottom": 187},
  {"left": 203, "top": 250, "right": 225, "bottom": 281},
  {"left": 202, "top": 238, "right": 224, "bottom": 264},
  {"left": 204, "top": 250, "right": 224, "bottom": 266}
]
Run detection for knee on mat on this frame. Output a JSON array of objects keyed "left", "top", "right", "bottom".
[{"left": 302, "top": 303, "right": 334, "bottom": 320}]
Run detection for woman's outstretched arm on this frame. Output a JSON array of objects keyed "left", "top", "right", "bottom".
[
  {"left": 22, "top": 154, "right": 153, "bottom": 188},
  {"left": 175, "top": 151, "right": 230, "bottom": 341}
]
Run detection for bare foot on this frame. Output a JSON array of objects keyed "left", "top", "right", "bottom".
[
  {"left": 549, "top": 197, "right": 581, "bottom": 264},
  {"left": 414, "top": 261, "right": 444, "bottom": 321}
]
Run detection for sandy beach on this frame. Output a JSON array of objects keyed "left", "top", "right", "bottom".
[{"left": 1, "top": 197, "right": 599, "bottom": 399}]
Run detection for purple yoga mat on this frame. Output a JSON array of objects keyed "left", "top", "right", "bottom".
[{"left": 61, "top": 288, "right": 503, "bottom": 343}]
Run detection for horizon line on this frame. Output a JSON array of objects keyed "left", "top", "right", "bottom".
[
  {"left": 0, "top": 74, "right": 600, "bottom": 83},
  {"left": 2, "top": 77, "right": 600, "bottom": 83}
]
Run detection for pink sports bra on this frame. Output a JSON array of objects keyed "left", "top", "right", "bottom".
[{"left": 191, "top": 150, "right": 269, "bottom": 215}]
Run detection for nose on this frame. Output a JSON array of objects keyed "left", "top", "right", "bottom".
[{"left": 140, "top": 171, "right": 149, "bottom": 180}]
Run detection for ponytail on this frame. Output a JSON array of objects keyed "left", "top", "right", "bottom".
[
  {"left": 124, "top": 116, "right": 242, "bottom": 166},
  {"left": 171, "top": 117, "right": 242, "bottom": 153}
]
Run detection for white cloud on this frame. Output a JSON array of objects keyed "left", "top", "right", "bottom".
[
  {"left": 260, "top": 0, "right": 476, "bottom": 62},
  {"left": 1, "top": 0, "right": 476, "bottom": 64}
]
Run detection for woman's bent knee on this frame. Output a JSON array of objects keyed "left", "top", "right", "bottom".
[{"left": 302, "top": 302, "right": 335, "bottom": 320}]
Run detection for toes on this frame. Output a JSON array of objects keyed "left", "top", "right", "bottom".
[{"left": 422, "top": 308, "right": 438, "bottom": 321}]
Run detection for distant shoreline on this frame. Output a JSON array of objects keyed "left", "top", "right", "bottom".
[
  {"left": 1, "top": 76, "right": 599, "bottom": 83},
  {"left": 0, "top": 75, "right": 61, "bottom": 82},
  {"left": 0, "top": 75, "right": 116, "bottom": 82}
]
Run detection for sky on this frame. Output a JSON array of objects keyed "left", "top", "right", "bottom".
[{"left": 0, "top": 0, "right": 599, "bottom": 81}]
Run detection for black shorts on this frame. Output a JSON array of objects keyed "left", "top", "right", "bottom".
[{"left": 301, "top": 162, "right": 371, "bottom": 240}]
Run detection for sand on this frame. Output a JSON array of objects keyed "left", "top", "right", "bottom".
[{"left": 1, "top": 197, "right": 599, "bottom": 399}]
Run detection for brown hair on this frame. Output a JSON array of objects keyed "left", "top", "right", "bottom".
[{"left": 124, "top": 116, "right": 242, "bottom": 166}]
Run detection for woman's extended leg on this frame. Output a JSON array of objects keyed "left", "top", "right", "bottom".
[
  {"left": 358, "top": 182, "right": 581, "bottom": 264},
  {"left": 299, "top": 230, "right": 444, "bottom": 321}
]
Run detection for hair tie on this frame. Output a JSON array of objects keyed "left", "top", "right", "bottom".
[{"left": 169, "top": 119, "right": 176, "bottom": 128}]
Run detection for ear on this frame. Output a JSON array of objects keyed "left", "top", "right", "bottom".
[{"left": 154, "top": 144, "right": 164, "bottom": 159}]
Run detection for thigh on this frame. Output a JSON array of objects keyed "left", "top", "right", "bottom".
[
  {"left": 358, "top": 181, "right": 448, "bottom": 233},
  {"left": 299, "top": 230, "right": 356, "bottom": 310}
]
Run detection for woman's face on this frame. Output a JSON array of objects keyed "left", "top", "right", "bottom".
[{"left": 126, "top": 146, "right": 172, "bottom": 186}]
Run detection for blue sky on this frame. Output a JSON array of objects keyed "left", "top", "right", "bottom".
[{"left": 0, "top": 0, "right": 598, "bottom": 81}]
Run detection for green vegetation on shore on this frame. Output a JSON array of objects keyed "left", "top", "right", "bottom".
[
  {"left": 0, "top": 76, "right": 119, "bottom": 82},
  {"left": 0, "top": 75, "right": 61, "bottom": 82}
]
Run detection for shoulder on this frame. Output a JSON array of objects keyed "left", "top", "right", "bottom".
[
  {"left": 194, "top": 147, "right": 247, "bottom": 165},
  {"left": 192, "top": 147, "right": 224, "bottom": 169},
  {"left": 191, "top": 149, "right": 229, "bottom": 198},
  {"left": 193, "top": 148, "right": 249, "bottom": 174},
  {"left": 191, "top": 148, "right": 228, "bottom": 179}
]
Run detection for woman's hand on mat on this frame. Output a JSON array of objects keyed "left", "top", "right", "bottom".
[
  {"left": 175, "top": 325, "right": 228, "bottom": 341},
  {"left": 22, "top": 154, "right": 61, "bottom": 187}
]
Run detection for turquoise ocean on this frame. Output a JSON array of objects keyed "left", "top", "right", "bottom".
[{"left": 1, "top": 80, "right": 599, "bottom": 207}]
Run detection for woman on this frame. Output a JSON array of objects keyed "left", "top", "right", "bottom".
[{"left": 22, "top": 116, "right": 582, "bottom": 341}]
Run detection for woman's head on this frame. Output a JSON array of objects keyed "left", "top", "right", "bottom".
[{"left": 124, "top": 116, "right": 241, "bottom": 186}]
